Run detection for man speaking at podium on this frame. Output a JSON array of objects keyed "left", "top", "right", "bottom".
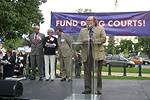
[{"left": 78, "top": 16, "right": 106, "bottom": 94}]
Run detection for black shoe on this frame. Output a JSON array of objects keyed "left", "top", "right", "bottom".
[
  {"left": 68, "top": 79, "right": 73, "bottom": 82},
  {"left": 39, "top": 77, "right": 43, "bottom": 81},
  {"left": 95, "top": 91, "right": 102, "bottom": 95},
  {"left": 60, "top": 78, "right": 66, "bottom": 81},
  {"left": 46, "top": 79, "right": 49, "bottom": 81},
  {"left": 82, "top": 91, "right": 91, "bottom": 94},
  {"left": 51, "top": 79, "right": 54, "bottom": 81},
  {"left": 30, "top": 76, "right": 36, "bottom": 80}
]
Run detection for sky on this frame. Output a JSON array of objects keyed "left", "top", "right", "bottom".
[{"left": 39, "top": 0, "right": 150, "bottom": 36}]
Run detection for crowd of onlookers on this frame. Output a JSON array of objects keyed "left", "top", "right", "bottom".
[
  {"left": 0, "top": 45, "right": 31, "bottom": 80},
  {"left": 0, "top": 26, "right": 82, "bottom": 82}
]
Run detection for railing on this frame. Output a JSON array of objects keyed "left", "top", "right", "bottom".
[{"left": 108, "top": 62, "right": 142, "bottom": 76}]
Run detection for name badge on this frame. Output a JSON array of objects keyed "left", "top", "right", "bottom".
[
  {"left": 50, "top": 37, "right": 54, "bottom": 41},
  {"left": 61, "top": 39, "right": 65, "bottom": 43}
]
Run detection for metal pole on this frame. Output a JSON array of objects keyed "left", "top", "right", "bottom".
[
  {"left": 139, "top": 62, "right": 142, "bottom": 76},
  {"left": 123, "top": 63, "right": 126, "bottom": 76},
  {"left": 108, "top": 62, "right": 111, "bottom": 75}
]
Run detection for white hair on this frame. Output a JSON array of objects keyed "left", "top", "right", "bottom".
[{"left": 47, "top": 28, "right": 55, "bottom": 35}]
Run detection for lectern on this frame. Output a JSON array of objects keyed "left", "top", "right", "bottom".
[{"left": 65, "top": 35, "right": 101, "bottom": 100}]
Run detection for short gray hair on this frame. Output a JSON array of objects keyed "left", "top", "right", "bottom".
[{"left": 47, "top": 28, "right": 55, "bottom": 35}]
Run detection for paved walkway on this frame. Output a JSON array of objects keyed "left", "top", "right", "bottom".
[
  {"left": 20, "top": 78, "right": 150, "bottom": 100},
  {"left": 102, "top": 72, "right": 150, "bottom": 77}
]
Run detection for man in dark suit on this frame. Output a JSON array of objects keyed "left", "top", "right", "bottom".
[
  {"left": 9, "top": 45, "right": 16, "bottom": 61},
  {"left": 29, "top": 25, "right": 45, "bottom": 81},
  {"left": 78, "top": 16, "right": 106, "bottom": 94},
  {"left": 56, "top": 28, "right": 72, "bottom": 82}
]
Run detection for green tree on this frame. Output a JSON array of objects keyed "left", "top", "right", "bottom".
[
  {"left": 75, "top": 8, "right": 92, "bottom": 13},
  {"left": 0, "top": 0, "right": 47, "bottom": 41},
  {"left": 107, "top": 36, "right": 115, "bottom": 54},
  {"left": 123, "top": 48, "right": 129, "bottom": 57},
  {"left": 119, "top": 39, "right": 133, "bottom": 53},
  {"left": 137, "top": 36, "right": 150, "bottom": 58}
]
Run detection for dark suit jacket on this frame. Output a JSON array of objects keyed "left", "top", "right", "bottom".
[
  {"left": 29, "top": 33, "right": 45, "bottom": 55},
  {"left": 43, "top": 36, "right": 58, "bottom": 55},
  {"left": 2, "top": 55, "right": 15, "bottom": 69}
]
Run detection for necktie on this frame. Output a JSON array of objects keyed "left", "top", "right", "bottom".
[
  {"left": 59, "top": 36, "right": 61, "bottom": 42},
  {"left": 34, "top": 34, "right": 37, "bottom": 45},
  {"left": 89, "top": 29, "right": 92, "bottom": 38}
]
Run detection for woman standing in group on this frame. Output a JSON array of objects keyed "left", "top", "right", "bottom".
[
  {"left": 1, "top": 50, "right": 15, "bottom": 79},
  {"left": 43, "top": 28, "right": 58, "bottom": 81},
  {"left": 17, "top": 51, "right": 24, "bottom": 75}
]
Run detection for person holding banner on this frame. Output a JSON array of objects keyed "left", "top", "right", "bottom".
[
  {"left": 56, "top": 28, "right": 72, "bottom": 82},
  {"left": 78, "top": 16, "right": 106, "bottom": 94}
]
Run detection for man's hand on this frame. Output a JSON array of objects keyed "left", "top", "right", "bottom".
[{"left": 82, "top": 38, "right": 92, "bottom": 42}]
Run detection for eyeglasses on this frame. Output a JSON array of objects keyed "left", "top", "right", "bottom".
[
  {"left": 86, "top": 20, "right": 93, "bottom": 22},
  {"left": 36, "top": 29, "right": 40, "bottom": 30}
]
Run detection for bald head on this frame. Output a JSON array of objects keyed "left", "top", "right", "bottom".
[{"left": 34, "top": 25, "right": 40, "bottom": 34}]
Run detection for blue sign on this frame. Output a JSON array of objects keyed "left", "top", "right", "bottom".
[
  {"left": 51, "top": 11, "right": 150, "bottom": 36},
  {"left": 0, "top": 37, "right": 2, "bottom": 44}
]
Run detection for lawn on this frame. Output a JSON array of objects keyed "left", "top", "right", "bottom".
[
  {"left": 57, "top": 65, "right": 150, "bottom": 74},
  {"left": 49, "top": 65, "right": 150, "bottom": 80},
  {"left": 102, "top": 66, "right": 150, "bottom": 74}
]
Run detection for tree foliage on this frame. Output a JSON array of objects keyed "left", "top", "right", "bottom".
[
  {"left": 107, "top": 36, "right": 115, "bottom": 54},
  {"left": 75, "top": 8, "right": 92, "bottom": 13},
  {"left": 137, "top": 36, "right": 150, "bottom": 58},
  {"left": 0, "top": 0, "right": 47, "bottom": 40},
  {"left": 119, "top": 39, "right": 133, "bottom": 53}
]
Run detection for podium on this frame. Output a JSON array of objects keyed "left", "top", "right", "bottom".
[{"left": 64, "top": 35, "right": 101, "bottom": 100}]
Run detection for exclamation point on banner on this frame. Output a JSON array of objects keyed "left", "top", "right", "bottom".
[{"left": 143, "top": 20, "right": 146, "bottom": 26}]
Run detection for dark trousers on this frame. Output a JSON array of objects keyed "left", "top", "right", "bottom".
[
  {"left": 30, "top": 55, "right": 44, "bottom": 78},
  {"left": 75, "top": 65, "right": 81, "bottom": 78},
  {"left": 3, "top": 67, "right": 14, "bottom": 79},
  {"left": 83, "top": 60, "right": 103, "bottom": 92},
  {"left": 83, "top": 43, "right": 103, "bottom": 92},
  {"left": 97, "top": 60, "right": 102, "bottom": 92},
  {"left": 83, "top": 45, "right": 93, "bottom": 91}
]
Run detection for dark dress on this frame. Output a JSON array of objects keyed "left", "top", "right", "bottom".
[
  {"left": 2, "top": 55, "right": 15, "bottom": 79},
  {"left": 17, "top": 55, "right": 24, "bottom": 75}
]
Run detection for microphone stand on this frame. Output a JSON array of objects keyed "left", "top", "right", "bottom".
[
  {"left": 89, "top": 31, "right": 97, "bottom": 97},
  {"left": 88, "top": 30, "right": 95, "bottom": 95}
]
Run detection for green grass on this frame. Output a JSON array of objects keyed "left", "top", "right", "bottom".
[
  {"left": 102, "top": 66, "right": 150, "bottom": 74},
  {"left": 28, "top": 65, "right": 150, "bottom": 80},
  {"left": 102, "top": 75, "right": 150, "bottom": 80},
  {"left": 69, "top": 65, "right": 150, "bottom": 74}
]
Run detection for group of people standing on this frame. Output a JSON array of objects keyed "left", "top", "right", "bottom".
[
  {"left": 29, "top": 16, "right": 106, "bottom": 95},
  {"left": 29, "top": 26, "right": 72, "bottom": 82},
  {"left": 0, "top": 16, "right": 106, "bottom": 95}
]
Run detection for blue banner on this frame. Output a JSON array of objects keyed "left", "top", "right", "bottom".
[
  {"left": 0, "top": 37, "right": 2, "bottom": 48},
  {"left": 51, "top": 11, "right": 150, "bottom": 36}
]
